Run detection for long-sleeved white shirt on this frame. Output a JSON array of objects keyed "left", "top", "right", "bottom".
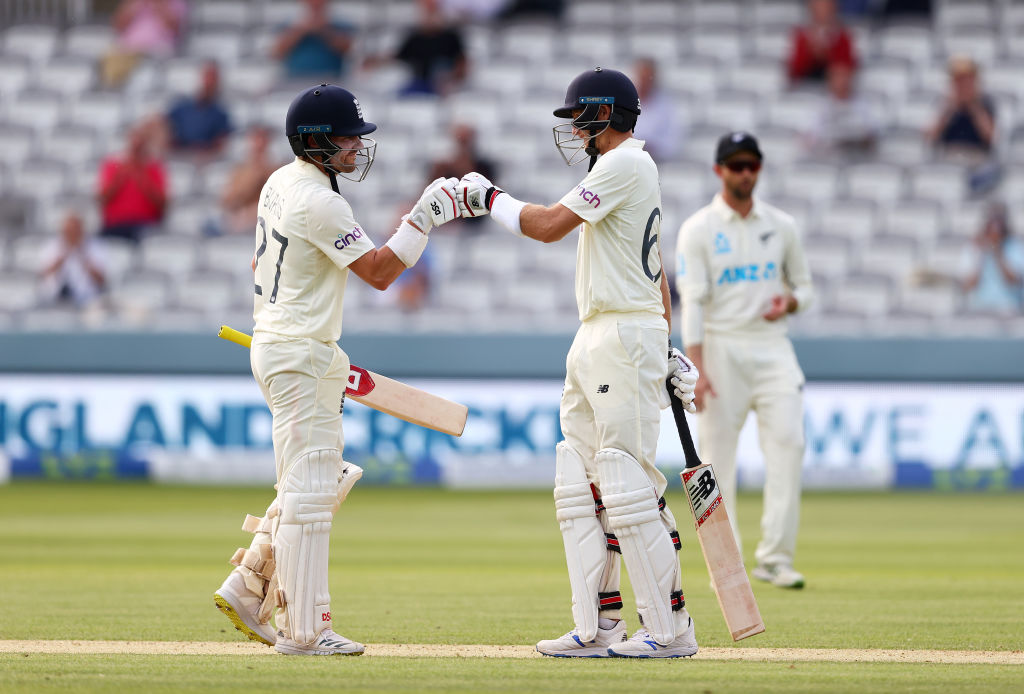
[{"left": 675, "top": 194, "right": 814, "bottom": 346}]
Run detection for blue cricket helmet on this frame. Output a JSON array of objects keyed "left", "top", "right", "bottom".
[
  {"left": 286, "top": 84, "right": 377, "bottom": 183},
  {"left": 552, "top": 67, "right": 641, "bottom": 167}
]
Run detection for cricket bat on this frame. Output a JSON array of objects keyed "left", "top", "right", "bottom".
[
  {"left": 218, "top": 326, "right": 468, "bottom": 437},
  {"left": 667, "top": 380, "right": 765, "bottom": 641}
]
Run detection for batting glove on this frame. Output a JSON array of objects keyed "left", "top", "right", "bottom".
[
  {"left": 408, "top": 177, "right": 460, "bottom": 233},
  {"left": 667, "top": 347, "right": 699, "bottom": 413},
  {"left": 456, "top": 171, "right": 505, "bottom": 218}
]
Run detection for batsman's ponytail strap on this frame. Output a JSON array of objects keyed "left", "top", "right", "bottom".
[{"left": 490, "top": 192, "right": 526, "bottom": 237}]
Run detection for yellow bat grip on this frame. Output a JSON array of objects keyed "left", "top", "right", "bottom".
[{"left": 217, "top": 325, "right": 253, "bottom": 349}]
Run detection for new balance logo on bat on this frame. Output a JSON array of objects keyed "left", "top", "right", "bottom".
[
  {"left": 597, "top": 385, "right": 609, "bottom": 393},
  {"left": 689, "top": 469, "right": 716, "bottom": 505}
]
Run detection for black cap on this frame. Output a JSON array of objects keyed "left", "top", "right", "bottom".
[{"left": 715, "top": 131, "right": 763, "bottom": 163}]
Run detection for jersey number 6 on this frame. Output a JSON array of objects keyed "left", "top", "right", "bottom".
[
  {"left": 254, "top": 216, "right": 289, "bottom": 304},
  {"left": 642, "top": 207, "right": 662, "bottom": 283}
]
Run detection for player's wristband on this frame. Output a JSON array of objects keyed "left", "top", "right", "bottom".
[
  {"left": 386, "top": 216, "right": 429, "bottom": 267},
  {"left": 490, "top": 193, "right": 526, "bottom": 237}
]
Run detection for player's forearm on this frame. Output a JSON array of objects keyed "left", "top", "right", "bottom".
[
  {"left": 519, "top": 203, "right": 578, "bottom": 243},
  {"left": 351, "top": 247, "right": 407, "bottom": 290},
  {"left": 686, "top": 344, "right": 704, "bottom": 373}
]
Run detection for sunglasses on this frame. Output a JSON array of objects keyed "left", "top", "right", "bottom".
[{"left": 721, "top": 160, "right": 762, "bottom": 173}]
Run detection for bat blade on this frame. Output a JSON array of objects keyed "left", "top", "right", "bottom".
[
  {"left": 682, "top": 464, "right": 765, "bottom": 641},
  {"left": 667, "top": 377, "right": 764, "bottom": 641},
  {"left": 218, "top": 326, "right": 468, "bottom": 437}
]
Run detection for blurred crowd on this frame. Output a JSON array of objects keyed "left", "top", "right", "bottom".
[{"left": 10, "top": 0, "right": 1024, "bottom": 321}]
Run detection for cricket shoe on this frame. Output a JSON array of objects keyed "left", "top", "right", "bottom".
[
  {"left": 607, "top": 617, "right": 698, "bottom": 659},
  {"left": 274, "top": 629, "right": 365, "bottom": 656},
  {"left": 213, "top": 571, "right": 276, "bottom": 646},
  {"left": 535, "top": 621, "right": 627, "bottom": 658},
  {"left": 752, "top": 563, "right": 805, "bottom": 589}
]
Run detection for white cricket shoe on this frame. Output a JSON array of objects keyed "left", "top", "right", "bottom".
[
  {"left": 535, "top": 621, "right": 627, "bottom": 658},
  {"left": 274, "top": 629, "right": 365, "bottom": 656},
  {"left": 607, "top": 617, "right": 698, "bottom": 659},
  {"left": 213, "top": 571, "right": 276, "bottom": 646},
  {"left": 752, "top": 563, "right": 805, "bottom": 589}
]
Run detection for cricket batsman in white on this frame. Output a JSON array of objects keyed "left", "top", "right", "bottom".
[
  {"left": 212, "top": 84, "right": 460, "bottom": 655},
  {"left": 456, "top": 67, "right": 700, "bottom": 658},
  {"left": 675, "top": 132, "right": 815, "bottom": 590}
]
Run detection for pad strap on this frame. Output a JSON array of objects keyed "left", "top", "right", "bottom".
[
  {"left": 605, "top": 533, "right": 620, "bottom": 553},
  {"left": 598, "top": 591, "right": 623, "bottom": 610},
  {"left": 670, "top": 530, "right": 681, "bottom": 551}
]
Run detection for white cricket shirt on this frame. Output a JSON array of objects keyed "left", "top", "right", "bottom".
[
  {"left": 558, "top": 138, "right": 665, "bottom": 322},
  {"left": 252, "top": 158, "right": 375, "bottom": 342},
  {"left": 675, "top": 193, "right": 814, "bottom": 347}
]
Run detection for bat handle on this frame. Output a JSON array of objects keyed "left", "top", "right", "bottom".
[{"left": 666, "top": 376, "right": 703, "bottom": 470}]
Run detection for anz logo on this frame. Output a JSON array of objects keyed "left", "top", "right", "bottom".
[
  {"left": 335, "top": 226, "right": 364, "bottom": 249},
  {"left": 717, "top": 262, "right": 778, "bottom": 285}
]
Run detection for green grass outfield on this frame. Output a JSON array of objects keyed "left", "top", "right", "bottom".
[{"left": 1, "top": 483, "right": 1022, "bottom": 693}]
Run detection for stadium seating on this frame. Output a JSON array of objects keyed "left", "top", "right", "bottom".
[{"left": 1, "top": 0, "right": 1022, "bottom": 336}]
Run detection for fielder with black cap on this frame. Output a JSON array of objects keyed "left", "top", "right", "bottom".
[
  {"left": 675, "top": 132, "right": 815, "bottom": 591},
  {"left": 212, "top": 84, "right": 460, "bottom": 655},
  {"left": 455, "top": 67, "right": 700, "bottom": 658}
]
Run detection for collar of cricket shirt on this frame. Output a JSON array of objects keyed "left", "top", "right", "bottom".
[
  {"left": 711, "top": 193, "right": 763, "bottom": 223},
  {"left": 293, "top": 156, "right": 333, "bottom": 188}
]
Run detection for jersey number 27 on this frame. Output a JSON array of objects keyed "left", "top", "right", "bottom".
[{"left": 254, "top": 216, "right": 289, "bottom": 303}]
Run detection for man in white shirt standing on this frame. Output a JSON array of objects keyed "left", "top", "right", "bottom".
[
  {"left": 455, "top": 67, "right": 699, "bottom": 658},
  {"left": 675, "top": 132, "right": 814, "bottom": 590},
  {"left": 213, "top": 84, "right": 460, "bottom": 655}
]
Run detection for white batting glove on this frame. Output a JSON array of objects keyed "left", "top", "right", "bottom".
[
  {"left": 408, "top": 177, "right": 460, "bottom": 232},
  {"left": 667, "top": 347, "right": 699, "bottom": 413},
  {"left": 456, "top": 171, "right": 505, "bottom": 218}
]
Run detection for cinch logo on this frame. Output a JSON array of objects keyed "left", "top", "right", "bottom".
[
  {"left": 575, "top": 184, "right": 600, "bottom": 208},
  {"left": 717, "top": 262, "right": 778, "bottom": 285},
  {"left": 335, "top": 226, "right": 364, "bottom": 249}
]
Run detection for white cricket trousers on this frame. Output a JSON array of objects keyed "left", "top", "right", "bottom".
[
  {"left": 560, "top": 312, "right": 670, "bottom": 497},
  {"left": 697, "top": 332, "right": 805, "bottom": 568},
  {"left": 250, "top": 333, "right": 349, "bottom": 480}
]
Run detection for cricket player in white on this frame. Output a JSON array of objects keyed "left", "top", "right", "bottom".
[
  {"left": 213, "top": 84, "right": 460, "bottom": 655},
  {"left": 456, "top": 67, "right": 699, "bottom": 658},
  {"left": 675, "top": 132, "right": 814, "bottom": 590}
]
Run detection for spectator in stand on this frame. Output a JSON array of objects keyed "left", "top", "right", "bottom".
[
  {"left": 101, "top": 0, "right": 189, "bottom": 87},
  {"left": 927, "top": 56, "right": 996, "bottom": 159},
  {"left": 164, "top": 61, "right": 232, "bottom": 157},
  {"left": 365, "top": 0, "right": 467, "bottom": 97},
  {"left": 272, "top": 0, "right": 354, "bottom": 80},
  {"left": 876, "top": 0, "right": 932, "bottom": 18},
  {"left": 39, "top": 212, "right": 107, "bottom": 308},
  {"left": 205, "top": 126, "right": 281, "bottom": 236},
  {"left": 427, "top": 124, "right": 496, "bottom": 230},
  {"left": 97, "top": 120, "right": 168, "bottom": 243},
  {"left": 960, "top": 202, "right": 1023, "bottom": 314},
  {"left": 500, "top": 0, "right": 565, "bottom": 20},
  {"left": 805, "top": 62, "right": 879, "bottom": 159},
  {"left": 787, "top": 0, "right": 857, "bottom": 85},
  {"left": 428, "top": 124, "right": 496, "bottom": 183},
  {"left": 631, "top": 57, "right": 683, "bottom": 163}
]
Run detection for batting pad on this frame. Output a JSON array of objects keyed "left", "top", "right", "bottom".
[
  {"left": 597, "top": 447, "right": 681, "bottom": 645},
  {"left": 554, "top": 442, "right": 614, "bottom": 641},
  {"left": 274, "top": 449, "right": 341, "bottom": 646}
]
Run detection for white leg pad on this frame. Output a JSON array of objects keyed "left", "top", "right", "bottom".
[
  {"left": 553, "top": 442, "right": 608, "bottom": 642},
  {"left": 597, "top": 447, "right": 680, "bottom": 645},
  {"left": 332, "top": 461, "right": 363, "bottom": 513},
  {"left": 273, "top": 449, "right": 341, "bottom": 646}
]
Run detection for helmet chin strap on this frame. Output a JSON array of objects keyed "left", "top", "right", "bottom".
[
  {"left": 328, "top": 170, "right": 340, "bottom": 193},
  {"left": 586, "top": 127, "right": 599, "bottom": 172}
]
